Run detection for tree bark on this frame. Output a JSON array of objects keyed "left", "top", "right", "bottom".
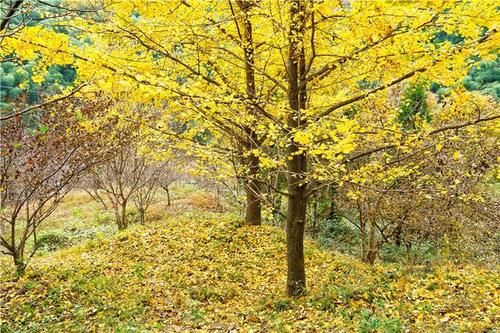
[
  {"left": 285, "top": 0, "right": 308, "bottom": 296},
  {"left": 238, "top": 0, "right": 262, "bottom": 226},
  {"left": 121, "top": 202, "right": 128, "bottom": 229},
  {"left": 394, "top": 222, "right": 402, "bottom": 247},
  {"left": 312, "top": 196, "right": 319, "bottom": 233},
  {"left": 115, "top": 201, "right": 128, "bottom": 230},
  {"left": 13, "top": 252, "right": 26, "bottom": 276},
  {"left": 244, "top": 153, "right": 262, "bottom": 225},
  {"left": 359, "top": 210, "right": 367, "bottom": 262},
  {"left": 165, "top": 185, "right": 171, "bottom": 206},
  {"left": 0, "top": 0, "right": 24, "bottom": 32},
  {"left": 271, "top": 173, "right": 284, "bottom": 225},
  {"left": 405, "top": 241, "right": 413, "bottom": 264},
  {"left": 365, "top": 219, "right": 378, "bottom": 265},
  {"left": 286, "top": 172, "right": 307, "bottom": 296},
  {"left": 245, "top": 183, "right": 261, "bottom": 225},
  {"left": 138, "top": 208, "right": 145, "bottom": 225}
]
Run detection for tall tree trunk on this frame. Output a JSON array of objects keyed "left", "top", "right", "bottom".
[
  {"left": 242, "top": 139, "right": 261, "bottom": 226},
  {"left": 360, "top": 224, "right": 367, "bottom": 262},
  {"left": 114, "top": 207, "right": 121, "bottom": 229},
  {"left": 311, "top": 196, "right": 320, "bottom": 233},
  {"left": 273, "top": 192, "right": 282, "bottom": 226},
  {"left": 237, "top": 0, "right": 262, "bottom": 226},
  {"left": 327, "top": 187, "right": 340, "bottom": 223},
  {"left": 215, "top": 185, "right": 222, "bottom": 211},
  {"left": 405, "top": 241, "right": 413, "bottom": 264},
  {"left": 286, "top": 174, "right": 307, "bottom": 296},
  {"left": 244, "top": 173, "right": 262, "bottom": 225},
  {"left": 271, "top": 173, "right": 284, "bottom": 225},
  {"left": 285, "top": 0, "right": 308, "bottom": 296},
  {"left": 244, "top": 153, "right": 261, "bottom": 225}
]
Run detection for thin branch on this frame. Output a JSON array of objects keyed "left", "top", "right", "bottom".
[
  {"left": 314, "top": 68, "right": 426, "bottom": 121},
  {"left": 0, "top": 0, "right": 24, "bottom": 32},
  {"left": 0, "top": 82, "right": 89, "bottom": 121}
]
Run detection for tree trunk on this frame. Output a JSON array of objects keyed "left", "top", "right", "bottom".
[
  {"left": 138, "top": 208, "right": 145, "bottom": 225},
  {"left": 165, "top": 185, "right": 171, "bottom": 206},
  {"left": 13, "top": 253, "right": 26, "bottom": 276},
  {"left": 114, "top": 208, "right": 121, "bottom": 229},
  {"left": 327, "top": 187, "right": 340, "bottom": 223},
  {"left": 245, "top": 182, "right": 261, "bottom": 225},
  {"left": 285, "top": 0, "right": 308, "bottom": 296},
  {"left": 215, "top": 185, "right": 222, "bottom": 211},
  {"left": 121, "top": 202, "right": 127, "bottom": 229},
  {"left": 244, "top": 153, "right": 262, "bottom": 225},
  {"left": 238, "top": 0, "right": 262, "bottom": 226},
  {"left": 115, "top": 201, "right": 128, "bottom": 230},
  {"left": 360, "top": 215, "right": 367, "bottom": 262},
  {"left": 273, "top": 192, "right": 282, "bottom": 225},
  {"left": 286, "top": 162, "right": 307, "bottom": 296},
  {"left": 365, "top": 219, "right": 378, "bottom": 265},
  {"left": 394, "top": 222, "right": 402, "bottom": 247},
  {"left": 405, "top": 241, "right": 413, "bottom": 264},
  {"left": 311, "top": 196, "right": 320, "bottom": 233}
]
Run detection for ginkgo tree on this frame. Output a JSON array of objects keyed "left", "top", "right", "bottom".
[
  {"left": 3, "top": 0, "right": 498, "bottom": 296},
  {"left": 82, "top": 0, "right": 500, "bottom": 296}
]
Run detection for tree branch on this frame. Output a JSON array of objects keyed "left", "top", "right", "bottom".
[{"left": 0, "top": 82, "right": 88, "bottom": 121}]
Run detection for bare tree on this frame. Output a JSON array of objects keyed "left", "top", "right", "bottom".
[
  {"left": 85, "top": 145, "right": 151, "bottom": 230},
  {"left": 132, "top": 163, "right": 163, "bottom": 224},
  {"left": 157, "top": 159, "right": 188, "bottom": 207},
  {"left": 0, "top": 99, "right": 111, "bottom": 275}
]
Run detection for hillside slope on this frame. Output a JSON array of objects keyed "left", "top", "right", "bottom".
[{"left": 1, "top": 208, "right": 498, "bottom": 332}]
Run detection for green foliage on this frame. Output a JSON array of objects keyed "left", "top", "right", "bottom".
[
  {"left": 430, "top": 58, "right": 500, "bottom": 100},
  {"left": 314, "top": 216, "right": 361, "bottom": 257},
  {"left": 0, "top": 61, "right": 76, "bottom": 109},
  {"left": 36, "top": 233, "right": 72, "bottom": 252},
  {"left": 359, "top": 310, "right": 402, "bottom": 333},
  {"left": 379, "top": 242, "right": 438, "bottom": 265},
  {"left": 462, "top": 58, "right": 500, "bottom": 99},
  {"left": 431, "top": 31, "right": 464, "bottom": 45},
  {"left": 0, "top": 0, "right": 78, "bottom": 110},
  {"left": 398, "top": 83, "right": 431, "bottom": 130}
]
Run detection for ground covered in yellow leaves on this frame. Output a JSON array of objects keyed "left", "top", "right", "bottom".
[{"left": 1, "top": 207, "right": 498, "bottom": 332}]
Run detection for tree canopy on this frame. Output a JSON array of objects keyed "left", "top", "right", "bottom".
[{"left": 1, "top": 0, "right": 498, "bottom": 298}]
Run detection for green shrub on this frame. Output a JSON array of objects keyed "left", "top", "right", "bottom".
[
  {"left": 314, "top": 217, "right": 360, "bottom": 257},
  {"left": 36, "top": 233, "right": 71, "bottom": 252},
  {"left": 93, "top": 210, "right": 113, "bottom": 224},
  {"left": 379, "top": 241, "right": 438, "bottom": 265},
  {"left": 273, "top": 299, "right": 292, "bottom": 312},
  {"left": 359, "top": 310, "right": 402, "bottom": 333}
]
